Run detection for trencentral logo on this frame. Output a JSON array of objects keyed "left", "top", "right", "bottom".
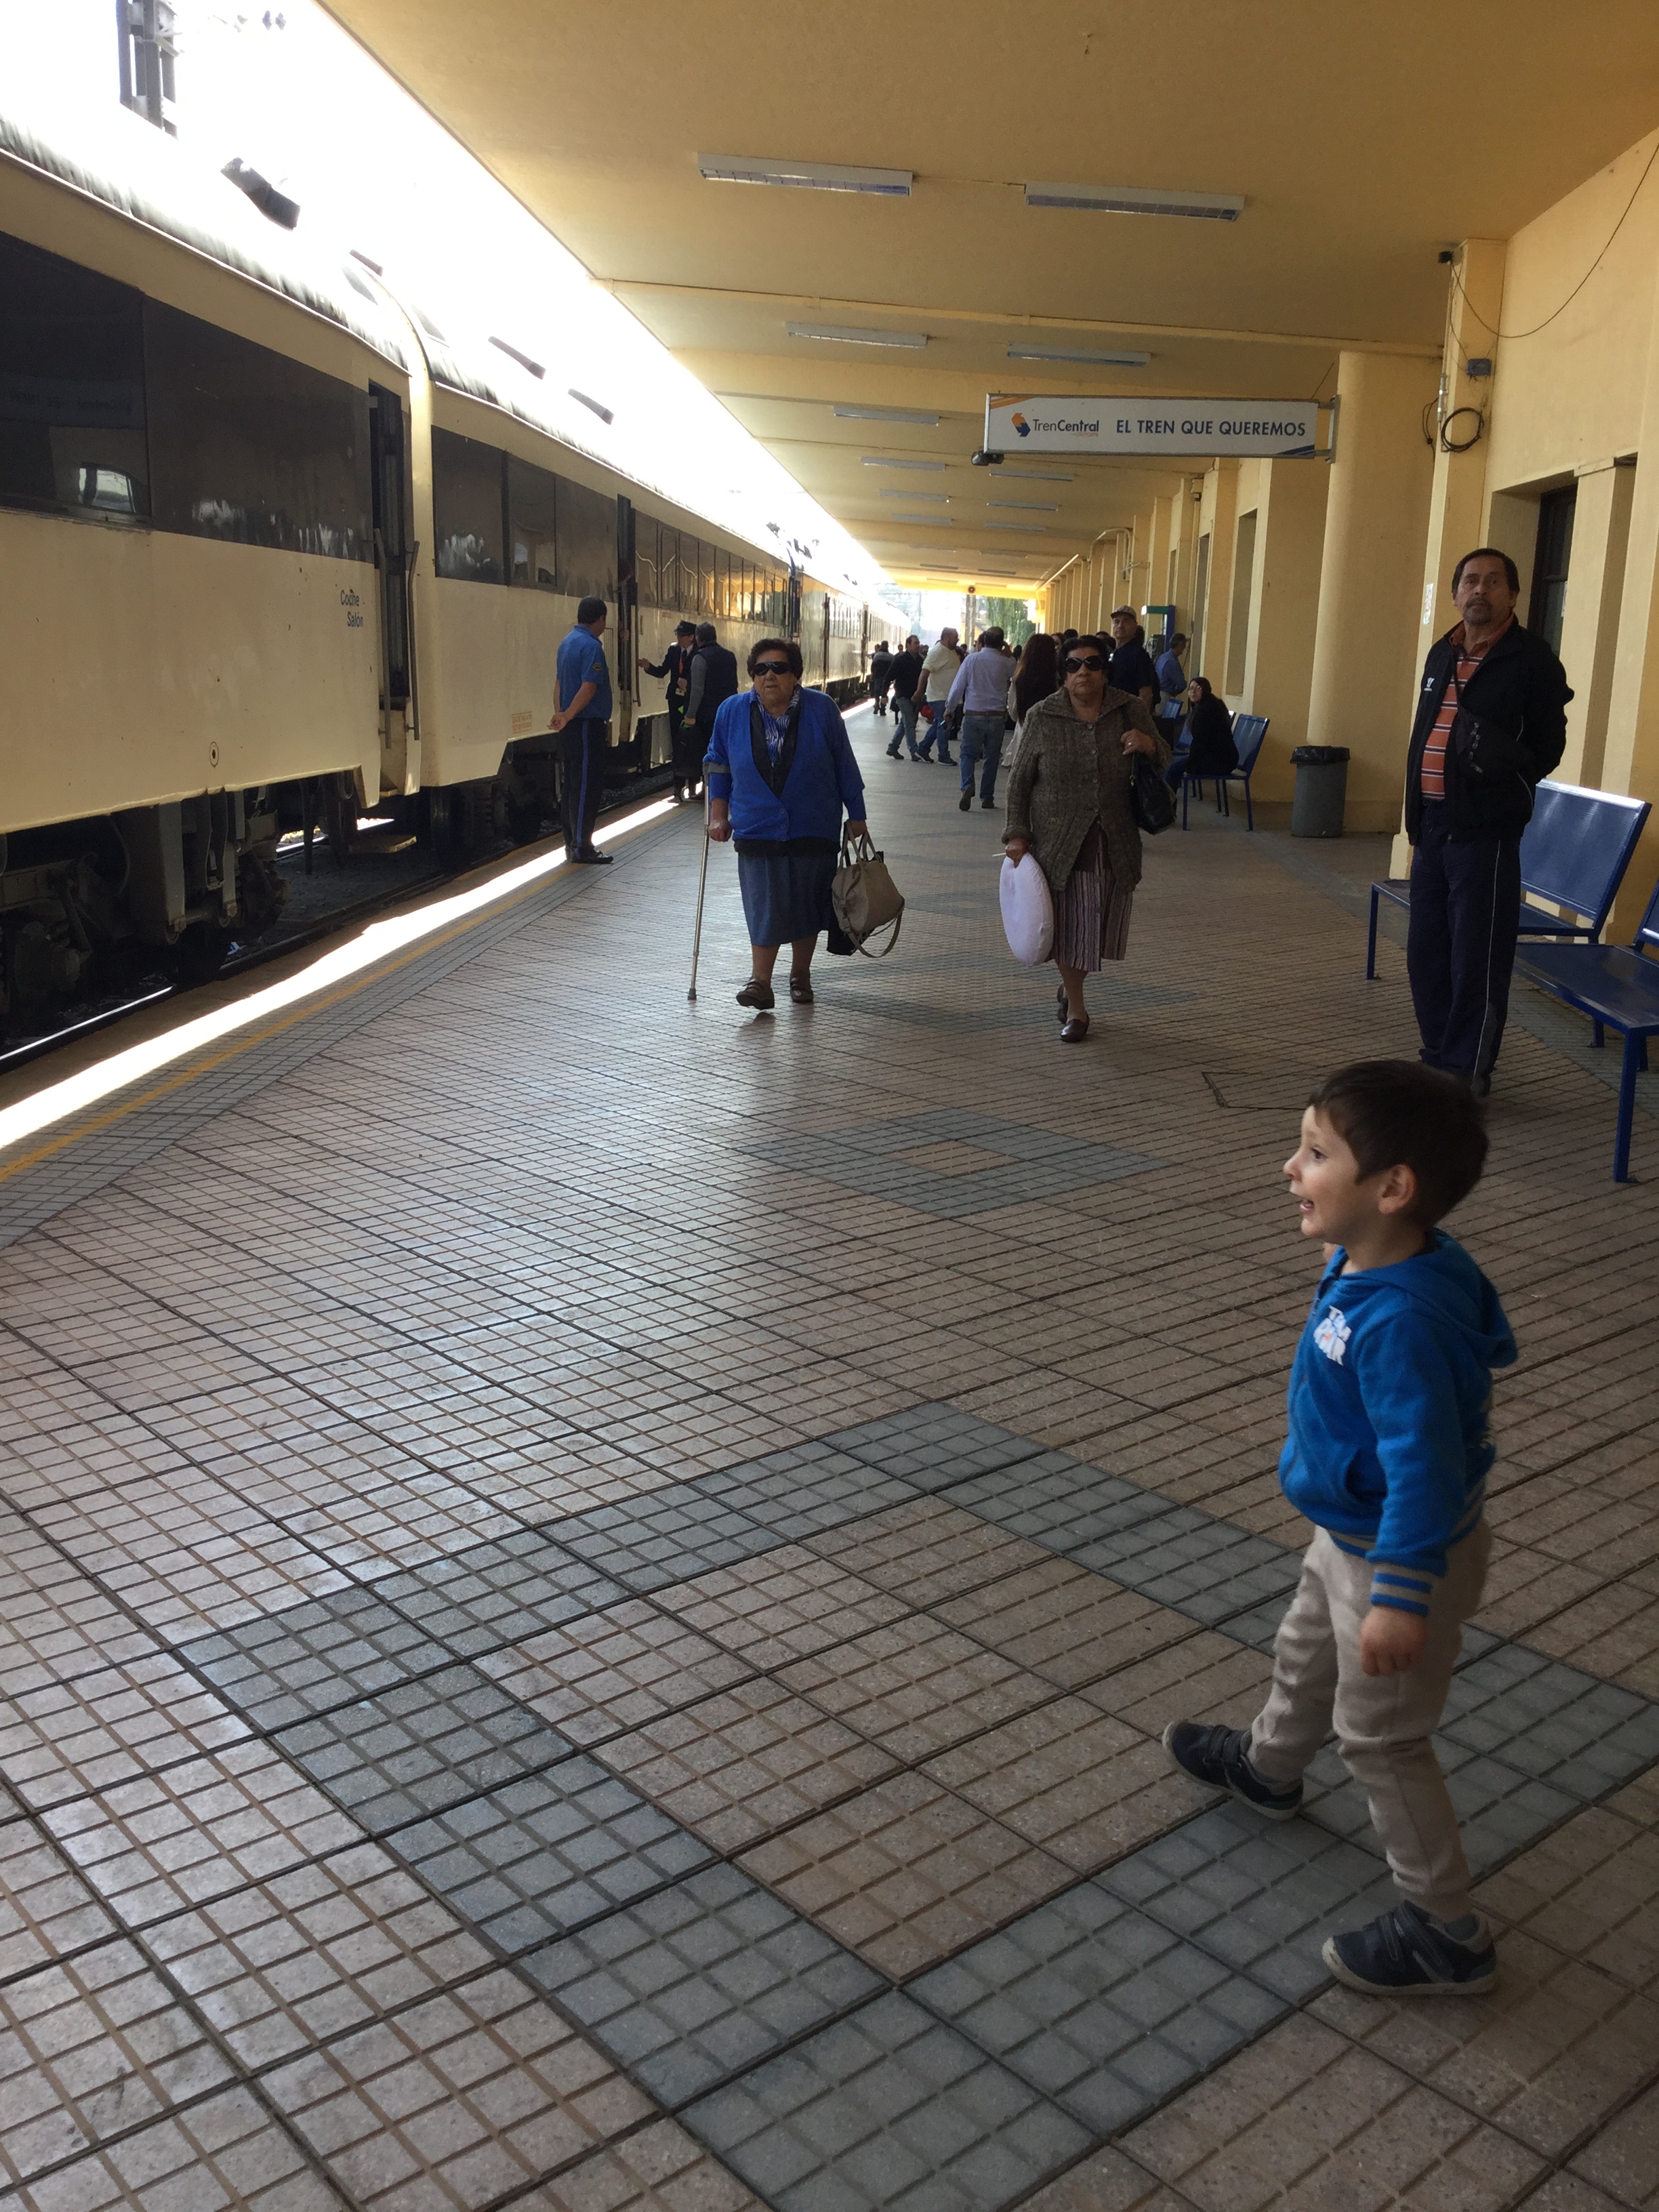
[{"left": 1011, "top": 411, "right": 1031, "bottom": 438}]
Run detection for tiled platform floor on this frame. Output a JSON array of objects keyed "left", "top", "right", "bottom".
[{"left": 2, "top": 705, "right": 1658, "bottom": 2212}]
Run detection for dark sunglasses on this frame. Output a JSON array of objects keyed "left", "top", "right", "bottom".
[
  {"left": 754, "top": 660, "right": 793, "bottom": 675},
  {"left": 1064, "top": 653, "right": 1105, "bottom": 672}
]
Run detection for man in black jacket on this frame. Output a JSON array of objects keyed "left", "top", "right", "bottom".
[
  {"left": 1402, "top": 547, "right": 1572, "bottom": 1093},
  {"left": 686, "top": 623, "right": 739, "bottom": 758},
  {"left": 642, "top": 620, "right": 699, "bottom": 800}
]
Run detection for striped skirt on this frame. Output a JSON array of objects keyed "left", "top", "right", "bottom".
[{"left": 1052, "top": 821, "right": 1133, "bottom": 971}]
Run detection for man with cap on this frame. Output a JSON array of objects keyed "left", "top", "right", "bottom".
[{"left": 643, "top": 621, "right": 701, "bottom": 801}]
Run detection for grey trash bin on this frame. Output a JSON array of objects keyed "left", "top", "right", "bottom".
[{"left": 1290, "top": 745, "right": 1350, "bottom": 838}]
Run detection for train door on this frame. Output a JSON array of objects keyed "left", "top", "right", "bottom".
[
  {"left": 786, "top": 556, "right": 802, "bottom": 642},
  {"left": 615, "top": 494, "right": 636, "bottom": 750},
  {"left": 821, "top": 593, "right": 831, "bottom": 688},
  {"left": 368, "top": 383, "right": 415, "bottom": 792}
]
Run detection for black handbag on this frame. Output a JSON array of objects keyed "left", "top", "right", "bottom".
[{"left": 1130, "top": 751, "right": 1176, "bottom": 834}]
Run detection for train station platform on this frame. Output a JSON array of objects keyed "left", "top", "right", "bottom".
[{"left": 1, "top": 706, "right": 1657, "bottom": 2212}]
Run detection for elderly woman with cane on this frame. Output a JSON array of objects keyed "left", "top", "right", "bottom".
[
  {"left": 1004, "top": 632, "right": 1166, "bottom": 1043},
  {"left": 704, "top": 640, "right": 868, "bottom": 1010}
]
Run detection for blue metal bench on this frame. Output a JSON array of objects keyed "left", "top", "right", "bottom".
[
  {"left": 1365, "top": 780, "right": 1652, "bottom": 979},
  {"left": 1179, "top": 713, "right": 1270, "bottom": 830},
  {"left": 1517, "top": 874, "right": 1659, "bottom": 1182}
]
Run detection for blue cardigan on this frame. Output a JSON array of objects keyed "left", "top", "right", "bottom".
[{"left": 703, "top": 687, "right": 866, "bottom": 843}]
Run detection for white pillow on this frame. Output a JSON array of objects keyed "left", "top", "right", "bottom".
[{"left": 1000, "top": 852, "right": 1054, "bottom": 965}]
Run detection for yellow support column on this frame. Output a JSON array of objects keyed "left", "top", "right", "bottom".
[
  {"left": 1237, "top": 457, "right": 1332, "bottom": 819},
  {"left": 1602, "top": 269, "right": 1659, "bottom": 933},
  {"left": 1305, "top": 351, "right": 1440, "bottom": 832},
  {"left": 1556, "top": 457, "right": 1636, "bottom": 788}
]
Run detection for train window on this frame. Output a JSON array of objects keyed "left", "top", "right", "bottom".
[
  {"left": 716, "top": 546, "right": 733, "bottom": 619},
  {"left": 635, "top": 518, "right": 659, "bottom": 609},
  {"left": 0, "top": 231, "right": 148, "bottom": 522},
  {"left": 556, "top": 474, "right": 615, "bottom": 602},
  {"left": 145, "top": 302, "right": 369, "bottom": 557},
  {"left": 507, "top": 453, "right": 558, "bottom": 588},
  {"left": 431, "top": 426, "right": 505, "bottom": 582}
]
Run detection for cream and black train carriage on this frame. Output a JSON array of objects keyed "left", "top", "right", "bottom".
[{"left": 0, "top": 103, "right": 903, "bottom": 1032}]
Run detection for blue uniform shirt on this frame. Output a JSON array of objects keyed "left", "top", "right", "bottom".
[{"left": 556, "top": 626, "right": 612, "bottom": 722}]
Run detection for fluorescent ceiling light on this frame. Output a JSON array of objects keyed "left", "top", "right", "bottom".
[
  {"left": 699, "top": 154, "right": 912, "bottom": 196},
  {"left": 880, "top": 489, "right": 947, "bottom": 501},
  {"left": 888, "top": 515, "right": 954, "bottom": 525},
  {"left": 998, "top": 468, "right": 1074, "bottom": 482},
  {"left": 787, "top": 322, "right": 926, "bottom": 349},
  {"left": 490, "top": 335, "right": 546, "bottom": 378},
  {"left": 834, "top": 405, "right": 941, "bottom": 424},
  {"left": 861, "top": 456, "right": 946, "bottom": 470},
  {"left": 1006, "top": 342, "right": 1151, "bottom": 366},
  {"left": 987, "top": 501, "right": 1058, "bottom": 511},
  {"left": 983, "top": 522, "right": 1045, "bottom": 531},
  {"left": 1024, "top": 180, "right": 1243, "bottom": 220},
  {"left": 569, "top": 388, "right": 614, "bottom": 424}
]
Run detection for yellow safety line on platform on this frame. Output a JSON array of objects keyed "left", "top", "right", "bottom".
[{"left": 0, "top": 796, "right": 679, "bottom": 1183}]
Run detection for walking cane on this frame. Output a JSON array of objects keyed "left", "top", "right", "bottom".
[{"left": 688, "top": 778, "right": 712, "bottom": 1002}]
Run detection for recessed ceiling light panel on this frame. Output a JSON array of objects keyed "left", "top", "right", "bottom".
[
  {"left": 888, "top": 514, "right": 954, "bottom": 525},
  {"left": 1024, "top": 180, "right": 1243, "bottom": 220},
  {"left": 861, "top": 456, "right": 946, "bottom": 470},
  {"left": 880, "top": 489, "right": 948, "bottom": 501},
  {"left": 699, "top": 154, "right": 912, "bottom": 196},
  {"left": 983, "top": 522, "right": 1045, "bottom": 531},
  {"left": 1007, "top": 343, "right": 1151, "bottom": 366},
  {"left": 834, "top": 405, "right": 941, "bottom": 424},
  {"left": 998, "top": 468, "right": 1075, "bottom": 482},
  {"left": 987, "top": 501, "right": 1059, "bottom": 511},
  {"left": 787, "top": 322, "right": 926, "bottom": 348}
]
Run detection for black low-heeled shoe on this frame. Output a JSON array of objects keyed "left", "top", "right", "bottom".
[
  {"left": 736, "top": 979, "right": 775, "bottom": 1010},
  {"left": 789, "top": 973, "right": 814, "bottom": 1004}
]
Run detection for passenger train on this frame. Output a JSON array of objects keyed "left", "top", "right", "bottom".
[{"left": 0, "top": 106, "right": 909, "bottom": 1030}]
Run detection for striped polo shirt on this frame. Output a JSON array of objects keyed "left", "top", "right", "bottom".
[{"left": 1418, "top": 617, "right": 1513, "bottom": 800}]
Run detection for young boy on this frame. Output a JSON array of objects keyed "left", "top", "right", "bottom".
[{"left": 1165, "top": 1060, "right": 1515, "bottom": 1994}]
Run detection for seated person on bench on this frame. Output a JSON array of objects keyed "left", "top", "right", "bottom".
[{"left": 1165, "top": 677, "right": 1238, "bottom": 790}]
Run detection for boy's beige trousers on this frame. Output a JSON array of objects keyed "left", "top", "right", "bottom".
[{"left": 1248, "top": 1521, "right": 1491, "bottom": 1923}]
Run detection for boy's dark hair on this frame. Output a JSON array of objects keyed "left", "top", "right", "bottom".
[{"left": 1309, "top": 1060, "right": 1488, "bottom": 1224}]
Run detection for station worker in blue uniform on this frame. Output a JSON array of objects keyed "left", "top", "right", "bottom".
[
  {"left": 705, "top": 639, "right": 868, "bottom": 1011},
  {"left": 550, "top": 596, "right": 614, "bottom": 865}
]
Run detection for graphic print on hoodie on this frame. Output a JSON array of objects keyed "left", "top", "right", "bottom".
[{"left": 1279, "top": 1232, "right": 1516, "bottom": 1616}]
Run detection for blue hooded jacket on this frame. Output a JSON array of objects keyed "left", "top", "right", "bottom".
[{"left": 1279, "top": 1233, "right": 1516, "bottom": 1616}]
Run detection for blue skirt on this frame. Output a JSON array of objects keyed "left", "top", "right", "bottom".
[{"left": 737, "top": 849, "right": 838, "bottom": 945}]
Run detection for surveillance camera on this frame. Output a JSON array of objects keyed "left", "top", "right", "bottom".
[{"left": 969, "top": 450, "right": 1004, "bottom": 467}]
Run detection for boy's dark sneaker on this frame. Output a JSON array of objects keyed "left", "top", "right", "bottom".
[
  {"left": 1162, "top": 1721, "right": 1303, "bottom": 1820},
  {"left": 1323, "top": 1902, "right": 1497, "bottom": 1997}
]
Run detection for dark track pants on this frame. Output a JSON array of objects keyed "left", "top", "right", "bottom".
[
  {"left": 1406, "top": 800, "right": 1522, "bottom": 1082},
  {"left": 561, "top": 720, "right": 605, "bottom": 857}
]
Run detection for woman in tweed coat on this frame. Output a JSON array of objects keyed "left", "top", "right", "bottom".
[{"left": 1004, "top": 634, "right": 1167, "bottom": 1042}]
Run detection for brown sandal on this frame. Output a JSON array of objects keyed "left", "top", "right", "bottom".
[
  {"left": 736, "top": 978, "right": 775, "bottom": 1009},
  {"left": 789, "top": 973, "right": 815, "bottom": 1004}
]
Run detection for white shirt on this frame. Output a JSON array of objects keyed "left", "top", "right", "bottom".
[
  {"left": 946, "top": 647, "right": 1016, "bottom": 716},
  {"left": 920, "top": 643, "right": 959, "bottom": 701}
]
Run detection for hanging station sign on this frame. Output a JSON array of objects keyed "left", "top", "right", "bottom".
[{"left": 983, "top": 394, "right": 1322, "bottom": 457}]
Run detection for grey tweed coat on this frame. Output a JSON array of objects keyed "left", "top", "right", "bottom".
[{"left": 1004, "top": 687, "right": 1168, "bottom": 900}]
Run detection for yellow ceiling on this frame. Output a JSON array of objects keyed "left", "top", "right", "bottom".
[{"left": 325, "top": 0, "right": 1659, "bottom": 592}]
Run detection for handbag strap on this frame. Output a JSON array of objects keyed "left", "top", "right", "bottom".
[
  {"left": 855, "top": 911, "right": 903, "bottom": 959},
  {"left": 840, "top": 825, "right": 876, "bottom": 864}
]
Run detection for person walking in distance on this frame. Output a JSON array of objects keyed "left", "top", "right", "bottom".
[
  {"left": 549, "top": 595, "right": 614, "bottom": 865},
  {"left": 1403, "top": 548, "right": 1570, "bottom": 1095},
  {"left": 887, "top": 635, "right": 925, "bottom": 758},
  {"left": 869, "top": 638, "right": 895, "bottom": 718},
  {"left": 642, "top": 619, "right": 700, "bottom": 802},
  {"left": 916, "top": 628, "right": 960, "bottom": 762},
  {"left": 685, "top": 621, "right": 740, "bottom": 768},
  {"left": 947, "top": 626, "right": 1016, "bottom": 810},
  {"left": 1155, "top": 632, "right": 1189, "bottom": 703},
  {"left": 1107, "top": 607, "right": 1159, "bottom": 711}
]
